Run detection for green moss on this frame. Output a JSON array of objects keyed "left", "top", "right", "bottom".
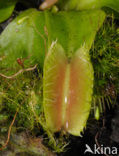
[
  {"left": 90, "top": 16, "right": 119, "bottom": 113},
  {"left": 0, "top": 69, "right": 43, "bottom": 128}
]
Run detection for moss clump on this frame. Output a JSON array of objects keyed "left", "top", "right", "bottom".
[
  {"left": 0, "top": 69, "right": 43, "bottom": 129},
  {"left": 90, "top": 16, "right": 119, "bottom": 113}
]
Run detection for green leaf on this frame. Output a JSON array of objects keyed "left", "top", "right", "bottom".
[
  {"left": 0, "top": 9, "right": 46, "bottom": 76},
  {"left": 45, "top": 10, "right": 105, "bottom": 57},
  {"left": 58, "top": 0, "right": 119, "bottom": 12},
  {"left": 0, "top": 0, "right": 17, "bottom": 23}
]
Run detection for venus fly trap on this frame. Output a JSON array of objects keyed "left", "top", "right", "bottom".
[
  {"left": 0, "top": 9, "right": 105, "bottom": 136},
  {"left": 43, "top": 10, "right": 105, "bottom": 136},
  {"left": 0, "top": 0, "right": 119, "bottom": 153}
]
